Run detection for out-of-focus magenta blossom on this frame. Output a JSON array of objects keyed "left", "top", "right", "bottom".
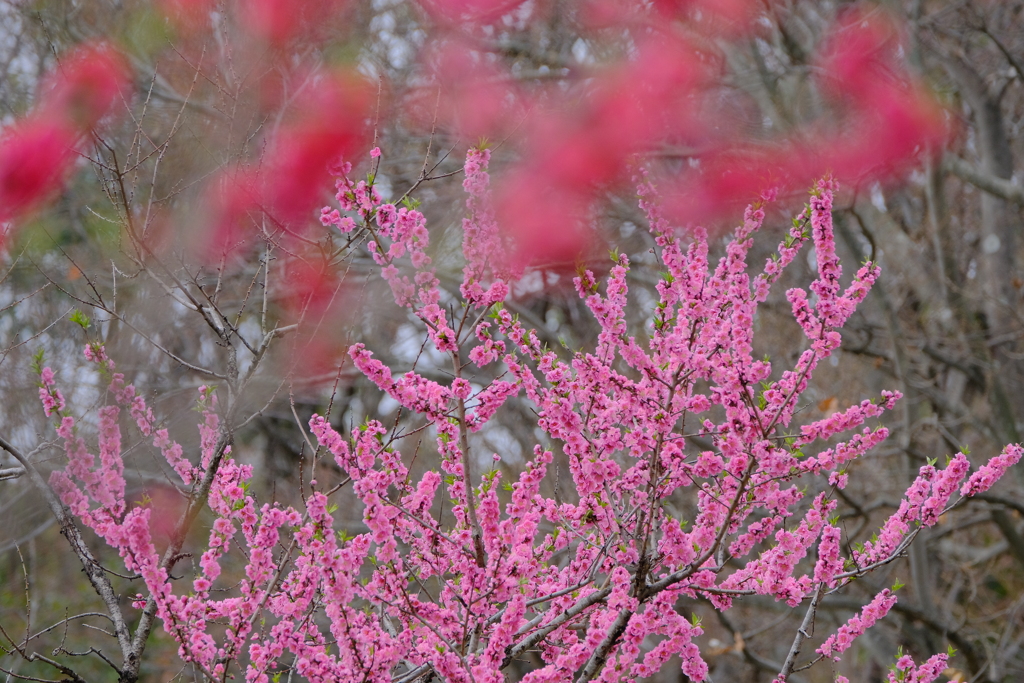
[
  {"left": 275, "top": 253, "right": 355, "bottom": 380},
  {"left": 0, "top": 42, "right": 130, "bottom": 234},
  {"left": 198, "top": 167, "right": 261, "bottom": 260},
  {"left": 242, "top": 0, "right": 353, "bottom": 45},
  {"left": 414, "top": 40, "right": 527, "bottom": 139},
  {"left": 416, "top": 0, "right": 529, "bottom": 25},
  {"left": 812, "top": 9, "right": 948, "bottom": 179},
  {"left": 38, "top": 42, "right": 131, "bottom": 130},
  {"left": 155, "top": 0, "right": 215, "bottom": 31},
  {"left": 261, "top": 71, "right": 373, "bottom": 227},
  {"left": 477, "top": 6, "right": 948, "bottom": 263},
  {"left": 198, "top": 69, "right": 373, "bottom": 262},
  {"left": 582, "top": 0, "right": 763, "bottom": 33},
  {"left": 493, "top": 32, "right": 708, "bottom": 267},
  {"left": 0, "top": 118, "right": 78, "bottom": 225}
]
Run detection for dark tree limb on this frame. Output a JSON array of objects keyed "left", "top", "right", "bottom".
[{"left": 0, "top": 435, "right": 130, "bottom": 679}]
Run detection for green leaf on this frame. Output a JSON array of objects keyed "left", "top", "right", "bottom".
[
  {"left": 69, "top": 309, "right": 91, "bottom": 330},
  {"left": 31, "top": 348, "right": 45, "bottom": 375}
]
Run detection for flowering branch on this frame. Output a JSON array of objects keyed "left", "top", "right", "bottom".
[{"left": 22, "top": 148, "right": 1021, "bottom": 683}]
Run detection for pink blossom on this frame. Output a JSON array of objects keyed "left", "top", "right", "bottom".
[
  {"left": 814, "top": 525, "right": 844, "bottom": 588},
  {"left": 961, "top": 444, "right": 1024, "bottom": 497},
  {"left": 818, "top": 589, "right": 897, "bottom": 660},
  {"left": 36, "top": 173, "right": 1015, "bottom": 683}
]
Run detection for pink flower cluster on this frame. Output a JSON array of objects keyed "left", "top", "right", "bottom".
[
  {"left": 38, "top": 366, "right": 65, "bottom": 416},
  {"left": 856, "top": 450, "right": 1003, "bottom": 567},
  {"left": 461, "top": 148, "right": 515, "bottom": 307},
  {"left": 818, "top": 588, "right": 898, "bottom": 659},
  {"left": 38, "top": 150, "right": 1020, "bottom": 682},
  {"left": 887, "top": 652, "right": 949, "bottom": 683},
  {"left": 960, "top": 444, "right": 1023, "bottom": 497}
]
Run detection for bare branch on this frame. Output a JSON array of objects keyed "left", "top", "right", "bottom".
[
  {"left": 943, "top": 154, "right": 1024, "bottom": 205},
  {"left": 0, "top": 435, "right": 132, "bottom": 673},
  {"left": 0, "top": 467, "right": 25, "bottom": 480},
  {"left": 778, "top": 583, "right": 826, "bottom": 680}
]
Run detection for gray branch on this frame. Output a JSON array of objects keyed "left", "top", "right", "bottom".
[
  {"left": 942, "top": 155, "right": 1024, "bottom": 206},
  {"left": 575, "top": 608, "right": 633, "bottom": 683},
  {"left": 0, "top": 434, "right": 132, "bottom": 675},
  {"left": 778, "top": 583, "right": 825, "bottom": 680},
  {"left": 0, "top": 466, "right": 25, "bottom": 480}
]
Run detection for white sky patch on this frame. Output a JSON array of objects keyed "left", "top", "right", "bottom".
[
  {"left": 378, "top": 393, "right": 400, "bottom": 415},
  {"left": 374, "top": 173, "right": 393, "bottom": 201},
  {"left": 236, "top": 318, "right": 264, "bottom": 377},
  {"left": 513, "top": 270, "right": 546, "bottom": 297},
  {"left": 544, "top": 307, "right": 563, "bottom": 332},
  {"left": 506, "top": 0, "right": 534, "bottom": 30},
  {"left": 482, "top": 424, "right": 523, "bottom": 464},
  {"left": 870, "top": 183, "right": 887, "bottom": 212},
  {"left": 633, "top": 286, "right": 656, "bottom": 320},
  {"left": 371, "top": 10, "right": 396, "bottom": 31},
  {"left": 388, "top": 39, "right": 413, "bottom": 70},
  {"left": 572, "top": 38, "right": 591, "bottom": 64},
  {"left": 392, "top": 323, "right": 426, "bottom": 365}
]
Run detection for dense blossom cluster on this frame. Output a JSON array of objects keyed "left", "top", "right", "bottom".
[
  {"left": 818, "top": 589, "right": 898, "bottom": 660},
  {"left": 38, "top": 150, "right": 1021, "bottom": 682}
]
